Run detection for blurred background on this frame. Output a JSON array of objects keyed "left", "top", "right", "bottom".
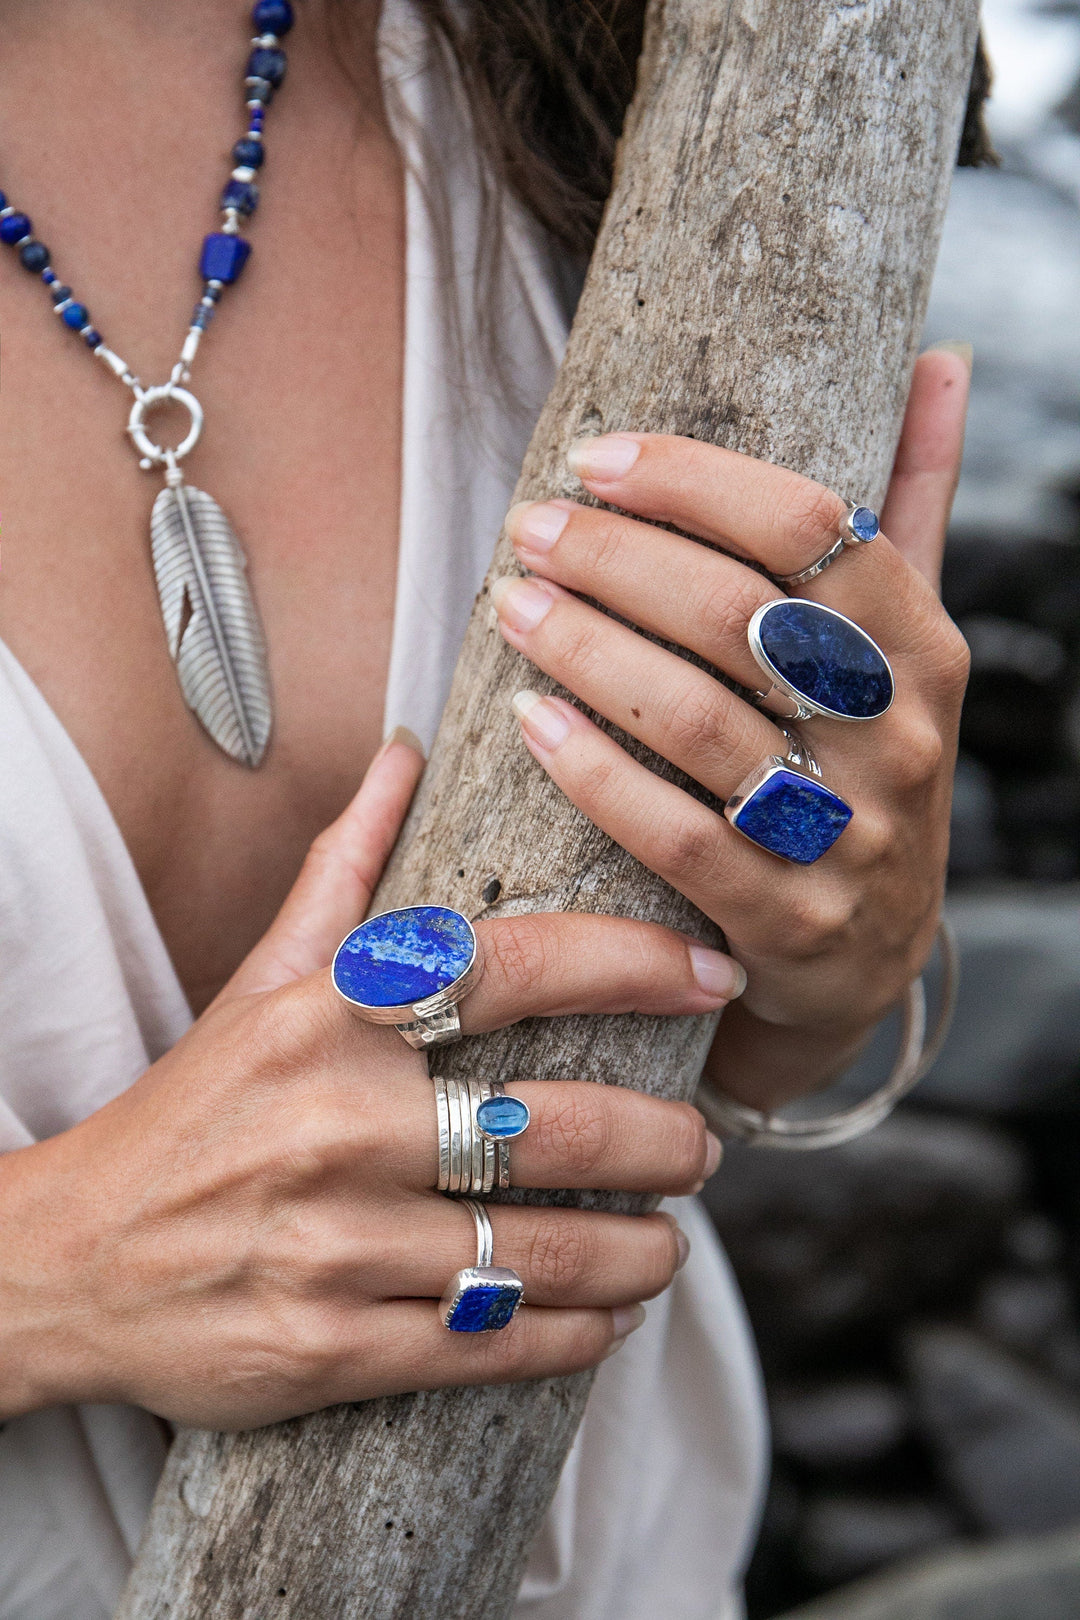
[{"left": 702, "top": 3, "right": 1080, "bottom": 1613}]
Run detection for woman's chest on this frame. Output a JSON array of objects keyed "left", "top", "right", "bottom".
[{"left": 0, "top": 129, "right": 406, "bottom": 1010}]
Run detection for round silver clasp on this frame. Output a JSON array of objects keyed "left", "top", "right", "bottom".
[{"left": 127, "top": 385, "right": 204, "bottom": 469}]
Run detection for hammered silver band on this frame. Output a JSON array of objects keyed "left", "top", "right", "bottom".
[
  {"left": 774, "top": 501, "right": 881, "bottom": 587},
  {"left": 398, "top": 1006, "right": 463, "bottom": 1049},
  {"left": 434, "top": 1078, "right": 512, "bottom": 1195}
]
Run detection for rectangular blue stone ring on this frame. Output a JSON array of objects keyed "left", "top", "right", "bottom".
[
  {"left": 725, "top": 757, "right": 853, "bottom": 865},
  {"left": 440, "top": 1268, "right": 525, "bottom": 1332}
]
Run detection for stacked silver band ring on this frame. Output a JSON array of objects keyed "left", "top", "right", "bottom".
[
  {"left": 775, "top": 501, "right": 880, "bottom": 587},
  {"left": 434, "top": 1078, "right": 530, "bottom": 1195}
]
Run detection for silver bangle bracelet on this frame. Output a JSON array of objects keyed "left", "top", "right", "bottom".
[{"left": 695, "top": 920, "right": 958, "bottom": 1151}]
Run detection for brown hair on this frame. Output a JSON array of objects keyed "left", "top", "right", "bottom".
[{"left": 394, "top": 3, "right": 996, "bottom": 255}]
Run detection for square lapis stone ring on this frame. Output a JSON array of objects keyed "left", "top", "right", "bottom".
[
  {"left": 774, "top": 502, "right": 881, "bottom": 587},
  {"left": 725, "top": 726, "right": 854, "bottom": 865},
  {"left": 440, "top": 1199, "right": 525, "bottom": 1333},
  {"left": 332, "top": 905, "right": 482, "bottom": 1049}
]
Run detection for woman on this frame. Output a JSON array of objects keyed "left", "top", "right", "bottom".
[{"left": 0, "top": 1, "right": 971, "bottom": 1615}]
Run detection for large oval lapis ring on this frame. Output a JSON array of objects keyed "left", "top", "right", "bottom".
[
  {"left": 332, "top": 905, "right": 481, "bottom": 1049},
  {"left": 747, "top": 599, "right": 894, "bottom": 723}
]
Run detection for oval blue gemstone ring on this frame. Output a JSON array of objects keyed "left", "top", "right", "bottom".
[
  {"left": 476, "top": 1092, "right": 531, "bottom": 1141},
  {"left": 333, "top": 905, "right": 481, "bottom": 1050},
  {"left": 775, "top": 501, "right": 881, "bottom": 587},
  {"left": 747, "top": 599, "right": 895, "bottom": 723}
]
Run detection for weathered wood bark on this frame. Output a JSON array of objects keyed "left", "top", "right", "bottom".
[{"left": 118, "top": 2, "right": 980, "bottom": 1615}]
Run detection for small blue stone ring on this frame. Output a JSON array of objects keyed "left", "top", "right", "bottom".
[
  {"left": 775, "top": 502, "right": 880, "bottom": 587},
  {"left": 440, "top": 1199, "right": 525, "bottom": 1333},
  {"left": 748, "top": 598, "right": 895, "bottom": 724},
  {"left": 725, "top": 727, "right": 854, "bottom": 864},
  {"left": 332, "top": 905, "right": 481, "bottom": 1050}
]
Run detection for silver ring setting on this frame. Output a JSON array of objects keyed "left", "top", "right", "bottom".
[
  {"left": 333, "top": 905, "right": 481, "bottom": 1050},
  {"left": 725, "top": 726, "right": 853, "bottom": 864},
  {"left": 440, "top": 1198, "right": 525, "bottom": 1333},
  {"left": 748, "top": 599, "right": 894, "bottom": 723},
  {"left": 435, "top": 1078, "right": 527, "bottom": 1194},
  {"left": 775, "top": 502, "right": 880, "bottom": 587}
]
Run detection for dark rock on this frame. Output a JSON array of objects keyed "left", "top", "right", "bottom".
[
  {"left": 774, "top": 1525, "right": 1080, "bottom": 1620},
  {"left": 975, "top": 1272, "right": 1075, "bottom": 1358},
  {"left": 905, "top": 1326, "right": 1080, "bottom": 1535},
  {"left": 704, "top": 1115, "right": 1025, "bottom": 1372},
  {"left": 798, "top": 1493, "right": 958, "bottom": 1587},
  {"left": 771, "top": 1381, "right": 910, "bottom": 1472}
]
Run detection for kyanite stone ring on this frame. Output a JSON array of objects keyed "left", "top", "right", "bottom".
[
  {"left": 748, "top": 598, "right": 894, "bottom": 723},
  {"left": 332, "top": 905, "right": 481, "bottom": 1049},
  {"left": 725, "top": 727, "right": 853, "bottom": 865},
  {"left": 440, "top": 1199, "right": 525, "bottom": 1333},
  {"left": 775, "top": 502, "right": 881, "bottom": 587}
]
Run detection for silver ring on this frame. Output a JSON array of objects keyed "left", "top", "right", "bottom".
[
  {"left": 440, "top": 1199, "right": 525, "bottom": 1333},
  {"left": 127, "top": 384, "right": 204, "bottom": 467},
  {"left": 725, "top": 724, "right": 853, "bottom": 864},
  {"left": 436, "top": 1078, "right": 512, "bottom": 1195},
  {"left": 748, "top": 599, "right": 895, "bottom": 723},
  {"left": 476, "top": 1081, "right": 531, "bottom": 1191},
  {"left": 774, "top": 502, "right": 881, "bottom": 587},
  {"left": 332, "top": 906, "right": 482, "bottom": 1050}
]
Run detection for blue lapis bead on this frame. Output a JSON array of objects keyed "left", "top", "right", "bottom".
[
  {"left": 476, "top": 1095, "right": 531, "bottom": 1140},
  {"left": 333, "top": 906, "right": 476, "bottom": 1010},
  {"left": 232, "top": 138, "right": 265, "bottom": 170},
  {"left": 849, "top": 506, "right": 880, "bottom": 542},
  {"left": 221, "top": 178, "right": 258, "bottom": 215},
  {"left": 754, "top": 599, "right": 894, "bottom": 721},
  {"left": 199, "top": 232, "right": 251, "bottom": 284},
  {"left": 0, "top": 191, "right": 7, "bottom": 210},
  {"left": 82, "top": 326, "right": 102, "bottom": 348},
  {"left": 0, "top": 211, "right": 32, "bottom": 245},
  {"left": 248, "top": 107, "right": 266, "bottom": 132},
  {"left": 728, "top": 768, "right": 853, "bottom": 864},
  {"left": 446, "top": 1282, "right": 523, "bottom": 1333},
  {"left": 248, "top": 45, "right": 287, "bottom": 86},
  {"left": 252, "top": 0, "right": 294, "bottom": 34},
  {"left": 18, "top": 241, "right": 49, "bottom": 272},
  {"left": 50, "top": 283, "right": 73, "bottom": 304},
  {"left": 61, "top": 302, "right": 90, "bottom": 330},
  {"left": 41, "top": 267, "right": 57, "bottom": 284}
]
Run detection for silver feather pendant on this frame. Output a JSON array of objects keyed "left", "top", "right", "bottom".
[{"left": 149, "top": 477, "right": 273, "bottom": 768}]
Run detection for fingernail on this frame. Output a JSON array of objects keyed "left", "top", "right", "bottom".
[
  {"left": 567, "top": 433, "right": 642, "bottom": 482},
  {"left": 689, "top": 946, "right": 747, "bottom": 1002},
  {"left": 927, "top": 339, "right": 973, "bottom": 372},
  {"left": 512, "top": 690, "right": 571, "bottom": 750},
  {"left": 704, "top": 1132, "right": 723, "bottom": 1179},
  {"left": 506, "top": 500, "right": 572, "bottom": 554},
  {"left": 490, "top": 575, "right": 556, "bottom": 633},
  {"left": 674, "top": 1226, "right": 690, "bottom": 1270},
  {"left": 609, "top": 1303, "right": 647, "bottom": 1343},
  {"left": 379, "top": 724, "right": 425, "bottom": 759}
]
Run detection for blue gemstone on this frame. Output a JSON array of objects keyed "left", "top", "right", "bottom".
[
  {"left": 232, "top": 138, "right": 265, "bottom": 170},
  {"left": 252, "top": 0, "right": 294, "bottom": 34},
  {"left": 446, "top": 1282, "right": 522, "bottom": 1333},
  {"left": 0, "top": 211, "right": 31, "bottom": 245},
  {"left": 476, "top": 1095, "right": 531, "bottom": 1140},
  {"left": 221, "top": 178, "right": 258, "bottom": 215},
  {"left": 50, "top": 283, "right": 72, "bottom": 304},
  {"left": 850, "top": 506, "right": 880, "bottom": 542},
  {"left": 18, "top": 240, "right": 49, "bottom": 272},
  {"left": 247, "top": 46, "right": 287, "bottom": 86},
  {"left": 729, "top": 767, "right": 852, "bottom": 864},
  {"left": 756, "top": 600, "right": 893, "bottom": 720},
  {"left": 199, "top": 232, "right": 251, "bottom": 283},
  {"left": 82, "top": 327, "right": 102, "bottom": 348},
  {"left": 61, "top": 302, "right": 90, "bottom": 329},
  {"left": 333, "top": 906, "right": 475, "bottom": 1009},
  {"left": 0, "top": 191, "right": 7, "bottom": 210}
]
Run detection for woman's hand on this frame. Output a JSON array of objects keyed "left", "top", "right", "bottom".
[
  {"left": 0, "top": 734, "right": 739, "bottom": 1431},
  {"left": 494, "top": 346, "right": 972, "bottom": 1109}
]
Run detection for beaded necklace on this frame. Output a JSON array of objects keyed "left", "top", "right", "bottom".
[{"left": 0, "top": 0, "right": 296, "bottom": 767}]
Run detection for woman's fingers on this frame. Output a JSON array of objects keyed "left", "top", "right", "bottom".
[
  {"left": 490, "top": 573, "right": 782, "bottom": 798},
  {"left": 219, "top": 729, "right": 425, "bottom": 1004},
  {"left": 381, "top": 1076, "right": 717, "bottom": 1194},
  {"left": 880, "top": 344, "right": 971, "bottom": 590},
  {"left": 297, "top": 1298, "right": 643, "bottom": 1414},
  {"left": 458, "top": 910, "right": 746, "bottom": 1030},
  {"left": 345, "top": 1200, "right": 686, "bottom": 1308}
]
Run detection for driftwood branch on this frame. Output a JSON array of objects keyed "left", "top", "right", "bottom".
[{"left": 118, "top": 1, "right": 980, "bottom": 1614}]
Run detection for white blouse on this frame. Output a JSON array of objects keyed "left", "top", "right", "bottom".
[{"left": 0, "top": 7, "right": 766, "bottom": 1616}]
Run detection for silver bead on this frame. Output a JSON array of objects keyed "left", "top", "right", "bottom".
[{"left": 231, "top": 166, "right": 257, "bottom": 183}]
